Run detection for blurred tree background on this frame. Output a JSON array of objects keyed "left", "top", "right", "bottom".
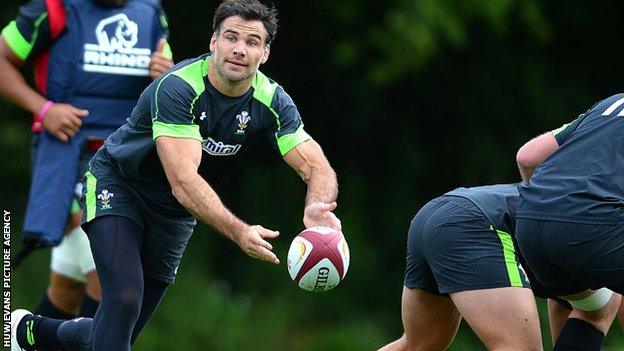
[{"left": 2, "top": 0, "right": 624, "bottom": 350}]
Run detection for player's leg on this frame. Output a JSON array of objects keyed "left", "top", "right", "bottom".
[
  {"left": 450, "top": 287, "right": 542, "bottom": 350},
  {"left": 127, "top": 204, "right": 195, "bottom": 343},
  {"left": 85, "top": 215, "right": 146, "bottom": 351},
  {"left": 402, "top": 287, "right": 461, "bottom": 351},
  {"left": 44, "top": 221, "right": 102, "bottom": 319},
  {"left": 379, "top": 198, "right": 461, "bottom": 351},
  {"left": 81, "top": 270, "right": 101, "bottom": 317},
  {"left": 130, "top": 275, "right": 169, "bottom": 343},
  {"left": 35, "top": 213, "right": 87, "bottom": 318},
  {"left": 547, "top": 298, "right": 572, "bottom": 342},
  {"left": 525, "top": 266, "right": 573, "bottom": 342},
  {"left": 72, "top": 212, "right": 101, "bottom": 318},
  {"left": 11, "top": 216, "right": 146, "bottom": 351},
  {"left": 37, "top": 272, "right": 84, "bottom": 318},
  {"left": 553, "top": 289, "right": 621, "bottom": 351}
]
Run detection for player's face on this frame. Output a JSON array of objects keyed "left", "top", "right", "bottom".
[{"left": 210, "top": 16, "right": 270, "bottom": 83}]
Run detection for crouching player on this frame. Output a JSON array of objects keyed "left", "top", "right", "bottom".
[
  {"left": 515, "top": 93, "right": 624, "bottom": 350},
  {"left": 379, "top": 184, "right": 543, "bottom": 351}
]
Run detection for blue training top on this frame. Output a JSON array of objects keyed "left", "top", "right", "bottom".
[{"left": 518, "top": 93, "right": 624, "bottom": 224}]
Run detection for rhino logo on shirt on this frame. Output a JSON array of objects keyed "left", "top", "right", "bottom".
[
  {"left": 96, "top": 14, "right": 139, "bottom": 51},
  {"left": 83, "top": 14, "right": 152, "bottom": 76}
]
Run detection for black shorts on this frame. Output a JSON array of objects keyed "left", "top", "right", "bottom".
[
  {"left": 81, "top": 149, "right": 196, "bottom": 284},
  {"left": 404, "top": 196, "right": 530, "bottom": 294},
  {"left": 516, "top": 218, "right": 624, "bottom": 295}
]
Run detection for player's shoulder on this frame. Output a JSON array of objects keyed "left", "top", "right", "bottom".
[
  {"left": 587, "top": 93, "right": 624, "bottom": 116},
  {"left": 155, "top": 54, "right": 209, "bottom": 97},
  {"left": 252, "top": 70, "right": 298, "bottom": 112},
  {"left": 251, "top": 69, "right": 280, "bottom": 107}
]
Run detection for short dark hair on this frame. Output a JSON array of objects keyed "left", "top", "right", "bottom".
[{"left": 213, "top": 0, "right": 278, "bottom": 45}]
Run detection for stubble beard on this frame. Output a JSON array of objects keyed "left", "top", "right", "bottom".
[
  {"left": 212, "top": 51, "right": 255, "bottom": 84},
  {"left": 216, "top": 61, "right": 254, "bottom": 84}
]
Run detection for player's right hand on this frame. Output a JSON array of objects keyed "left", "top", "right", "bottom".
[
  {"left": 42, "top": 103, "right": 89, "bottom": 142},
  {"left": 236, "top": 225, "right": 280, "bottom": 265}
]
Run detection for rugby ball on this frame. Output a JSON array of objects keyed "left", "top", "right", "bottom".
[{"left": 287, "top": 226, "right": 350, "bottom": 292}]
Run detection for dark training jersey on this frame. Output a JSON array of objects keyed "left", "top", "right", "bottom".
[
  {"left": 445, "top": 184, "right": 519, "bottom": 235},
  {"left": 518, "top": 93, "right": 624, "bottom": 224},
  {"left": 100, "top": 54, "right": 310, "bottom": 216}
]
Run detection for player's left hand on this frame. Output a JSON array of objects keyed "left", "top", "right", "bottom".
[
  {"left": 304, "top": 201, "right": 342, "bottom": 231},
  {"left": 149, "top": 38, "right": 174, "bottom": 80}
]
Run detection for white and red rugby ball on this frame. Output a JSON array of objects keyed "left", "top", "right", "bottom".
[{"left": 287, "top": 226, "right": 350, "bottom": 292}]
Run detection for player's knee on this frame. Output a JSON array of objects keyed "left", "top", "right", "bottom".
[
  {"left": 567, "top": 288, "right": 614, "bottom": 313},
  {"left": 109, "top": 287, "right": 142, "bottom": 320},
  {"left": 568, "top": 291, "right": 621, "bottom": 332}
]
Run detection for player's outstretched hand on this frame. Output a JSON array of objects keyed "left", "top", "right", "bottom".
[
  {"left": 304, "top": 201, "right": 342, "bottom": 231},
  {"left": 237, "top": 225, "right": 280, "bottom": 265},
  {"left": 149, "top": 38, "right": 174, "bottom": 80},
  {"left": 43, "top": 103, "right": 89, "bottom": 142}
]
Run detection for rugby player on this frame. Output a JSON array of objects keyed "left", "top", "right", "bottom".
[
  {"left": 10, "top": 0, "right": 340, "bottom": 350},
  {"left": 378, "top": 184, "right": 543, "bottom": 350},
  {"left": 0, "top": 0, "right": 172, "bottom": 320},
  {"left": 515, "top": 94, "right": 624, "bottom": 350}
]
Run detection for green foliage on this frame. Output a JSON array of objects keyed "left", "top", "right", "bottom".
[{"left": 365, "top": 0, "right": 552, "bottom": 84}]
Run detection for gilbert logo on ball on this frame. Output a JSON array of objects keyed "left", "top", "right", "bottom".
[{"left": 287, "top": 227, "right": 350, "bottom": 292}]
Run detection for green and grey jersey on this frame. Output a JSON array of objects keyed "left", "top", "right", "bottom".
[{"left": 101, "top": 54, "right": 310, "bottom": 215}]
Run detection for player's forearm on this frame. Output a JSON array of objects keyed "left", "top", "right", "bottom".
[
  {"left": 172, "top": 174, "right": 248, "bottom": 240},
  {"left": 0, "top": 56, "right": 46, "bottom": 114},
  {"left": 304, "top": 164, "right": 338, "bottom": 206}
]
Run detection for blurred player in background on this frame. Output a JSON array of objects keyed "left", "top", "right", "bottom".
[
  {"left": 0, "top": 0, "right": 173, "bottom": 321},
  {"left": 516, "top": 94, "right": 624, "bottom": 350},
  {"left": 11, "top": 0, "right": 341, "bottom": 350}
]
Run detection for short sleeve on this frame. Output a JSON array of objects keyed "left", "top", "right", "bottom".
[
  {"left": 151, "top": 74, "right": 202, "bottom": 141},
  {"left": 551, "top": 113, "right": 585, "bottom": 146},
  {"left": 269, "top": 86, "right": 310, "bottom": 155},
  {"left": 1, "top": 0, "right": 52, "bottom": 60}
]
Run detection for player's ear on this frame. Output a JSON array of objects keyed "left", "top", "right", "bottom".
[
  {"left": 261, "top": 45, "right": 270, "bottom": 64},
  {"left": 209, "top": 33, "right": 217, "bottom": 53}
]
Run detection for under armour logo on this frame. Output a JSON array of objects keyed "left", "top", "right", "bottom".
[{"left": 199, "top": 112, "right": 207, "bottom": 121}]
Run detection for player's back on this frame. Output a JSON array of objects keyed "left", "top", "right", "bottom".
[
  {"left": 518, "top": 93, "right": 624, "bottom": 224},
  {"left": 445, "top": 183, "right": 519, "bottom": 235}
]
